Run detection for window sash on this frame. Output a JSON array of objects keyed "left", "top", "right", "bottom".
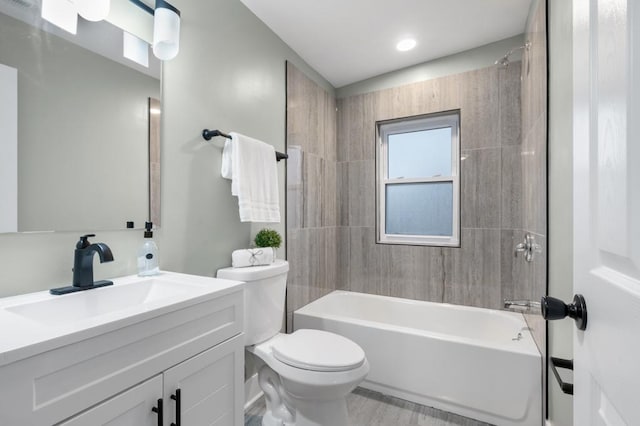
[{"left": 377, "top": 112, "right": 460, "bottom": 247}]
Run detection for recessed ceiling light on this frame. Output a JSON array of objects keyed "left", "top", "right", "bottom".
[{"left": 396, "top": 38, "right": 416, "bottom": 52}]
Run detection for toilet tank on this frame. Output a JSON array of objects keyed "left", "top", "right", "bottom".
[{"left": 217, "top": 260, "right": 289, "bottom": 346}]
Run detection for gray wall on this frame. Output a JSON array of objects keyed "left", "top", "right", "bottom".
[
  {"left": 336, "top": 35, "right": 524, "bottom": 98},
  {"left": 548, "top": 0, "right": 574, "bottom": 424},
  {"left": 0, "top": 0, "right": 330, "bottom": 297}
]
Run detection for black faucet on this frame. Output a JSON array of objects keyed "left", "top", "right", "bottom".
[{"left": 50, "top": 234, "right": 115, "bottom": 295}]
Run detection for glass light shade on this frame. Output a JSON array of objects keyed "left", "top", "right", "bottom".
[
  {"left": 123, "top": 32, "right": 149, "bottom": 67},
  {"left": 41, "top": 0, "right": 77, "bottom": 34},
  {"left": 152, "top": 1, "right": 180, "bottom": 61},
  {"left": 75, "top": 0, "right": 110, "bottom": 22}
]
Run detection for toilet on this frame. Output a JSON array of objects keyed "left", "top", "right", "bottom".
[{"left": 217, "top": 260, "right": 369, "bottom": 426}]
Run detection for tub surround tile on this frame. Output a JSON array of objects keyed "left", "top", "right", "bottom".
[
  {"left": 460, "top": 148, "right": 502, "bottom": 229},
  {"left": 302, "top": 153, "right": 324, "bottom": 228},
  {"left": 288, "top": 58, "right": 546, "bottom": 340},
  {"left": 337, "top": 162, "right": 350, "bottom": 227},
  {"left": 444, "top": 228, "right": 502, "bottom": 310},
  {"left": 322, "top": 160, "right": 337, "bottom": 227},
  {"left": 338, "top": 94, "right": 375, "bottom": 162},
  {"left": 346, "top": 227, "right": 378, "bottom": 294},
  {"left": 387, "top": 245, "right": 446, "bottom": 302},
  {"left": 499, "top": 61, "right": 523, "bottom": 147},
  {"left": 347, "top": 160, "right": 375, "bottom": 228},
  {"left": 460, "top": 67, "right": 500, "bottom": 150},
  {"left": 337, "top": 226, "right": 350, "bottom": 290},
  {"left": 324, "top": 226, "right": 338, "bottom": 292},
  {"left": 501, "top": 145, "right": 523, "bottom": 230},
  {"left": 325, "top": 93, "right": 337, "bottom": 162}
]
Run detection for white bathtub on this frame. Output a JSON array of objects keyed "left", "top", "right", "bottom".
[{"left": 293, "top": 290, "right": 541, "bottom": 426}]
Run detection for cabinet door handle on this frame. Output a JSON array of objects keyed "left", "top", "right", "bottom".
[
  {"left": 151, "top": 398, "right": 163, "bottom": 426},
  {"left": 171, "top": 388, "right": 181, "bottom": 426}
]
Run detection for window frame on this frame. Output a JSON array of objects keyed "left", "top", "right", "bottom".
[{"left": 376, "top": 111, "right": 461, "bottom": 247}]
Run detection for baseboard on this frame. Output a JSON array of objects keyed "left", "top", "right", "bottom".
[
  {"left": 244, "top": 373, "right": 263, "bottom": 411},
  {"left": 545, "top": 420, "right": 554, "bottom": 426}
]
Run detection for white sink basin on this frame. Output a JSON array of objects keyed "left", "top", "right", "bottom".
[
  {"left": 0, "top": 271, "right": 244, "bottom": 366},
  {"left": 6, "top": 278, "right": 191, "bottom": 326}
]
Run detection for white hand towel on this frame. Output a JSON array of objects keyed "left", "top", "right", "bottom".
[
  {"left": 229, "top": 132, "right": 281, "bottom": 223},
  {"left": 220, "top": 139, "right": 233, "bottom": 179},
  {"left": 232, "top": 248, "right": 275, "bottom": 268}
]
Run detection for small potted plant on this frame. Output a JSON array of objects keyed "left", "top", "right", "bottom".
[{"left": 254, "top": 228, "right": 282, "bottom": 259}]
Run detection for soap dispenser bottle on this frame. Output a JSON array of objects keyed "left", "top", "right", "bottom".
[{"left": 138, "top": 222, "right": 159, "bottom": 276}]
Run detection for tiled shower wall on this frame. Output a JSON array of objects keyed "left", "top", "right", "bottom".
[
  {"left": 287, "top": 27, "right": 546, "bottom": 343},
  {"left": 335, "top": 63, "right": 523, "bottom": 311},
  {"left": 285, "top": 62, "right": 338, "bottom": 330}
]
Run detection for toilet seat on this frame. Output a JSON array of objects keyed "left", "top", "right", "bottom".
[{"left": 272, "top": 329, "right": 365, "bottom": 372}]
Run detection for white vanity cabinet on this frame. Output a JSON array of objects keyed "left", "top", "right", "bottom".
[
  {"left": 58, "top": 375, "right": 164, "bottom": 426},
  {"left": 0, "top": 272, "right": 245, "bottom": 426},
  {"left": 59, "top": 335, "right": 244, "bottom": 426}
]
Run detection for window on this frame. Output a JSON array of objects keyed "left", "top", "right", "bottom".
[{"left": 377, "top": 112, "right": 460, "bottom": 246}]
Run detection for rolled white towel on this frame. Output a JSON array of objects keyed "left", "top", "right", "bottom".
[{"left": 232, "top": 248, "right": 275, "bottom": 268}]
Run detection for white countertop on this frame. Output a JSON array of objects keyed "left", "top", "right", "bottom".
[{"left": 0, "top": 271, "right": 244, "bottom": 367}]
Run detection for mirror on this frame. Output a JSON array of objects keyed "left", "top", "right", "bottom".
[{"left": 0, "top": 0, "right": 161, "bottom": 233}]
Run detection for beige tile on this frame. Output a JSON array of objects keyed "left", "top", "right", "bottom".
[
  {"left": 460, "top": 67, "right": 500, "bottom": 150},
  {"left": 461, "top": 148, "right": 501, "bottom": 229},
  {"left": 443, "top": 228, "right": 502, "bottom": 309},
  {"left": 302, "top": 153, "right": 324, "bottom": 228},
  {"left": 499, "top": 61, "right": 522, "bottom": 147},
  {"left": 336, "top": 98, "right": 349, "bottom": 162},
  {"left": 324, "top": 227, "right": 338, "bottom": 292},
  {"left": 343, "top": 93, "right": 376, "bottom": 161},
  {"left": 337, "top": 162, "right": 349, "bottom": 226},
  {"left": 325, "top": 92, "right": 338, "bottom": 162},
  {"left": 322, "top": 160, "right": 337, "bottom": 227},
  {"left": 501, "top": 145, "right": 523, "bottom": 230},
  {"left": 337, "top": 226, "right": 350, "bottom": 290},
  {"left": 346, "top": 227, "right": 378, "bottom": 294},
  {"left": 347, "top": 160, "right": 375, "bottom": 227}
]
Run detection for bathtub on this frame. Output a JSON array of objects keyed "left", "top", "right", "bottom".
[{"left": 293, "top": 291, "right": 541, "bottom": 426}]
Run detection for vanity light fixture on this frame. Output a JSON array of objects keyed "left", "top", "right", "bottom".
[
  {"left": 123, "top": 31, "right": 149, "bottom": 67},
  {"left": 75, "top": 0, "right": 110, "bottom": 22},
  {"left": 41, "top": 0, "right": 78, "bottom": 34},
  {"left": 152, "top": 0, "right": 181, "bottom": 60},
  {"left": 396, "top": 38, "right": 417, "bottom": 52},
  {"left": 129, "top": 0, "right": 182, "bottom": 61}
]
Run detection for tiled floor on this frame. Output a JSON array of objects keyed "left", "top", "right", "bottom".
[{"left": 244, "top": 387, "right": 493, "bottom": 426}]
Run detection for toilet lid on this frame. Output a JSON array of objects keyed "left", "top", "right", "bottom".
[{"left": 272, "top": 329, "right": 365, "bottom": 372}]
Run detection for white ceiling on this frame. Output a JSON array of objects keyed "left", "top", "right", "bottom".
[{"left": 240, "top": 0, "right": 532, "bottom": 88}]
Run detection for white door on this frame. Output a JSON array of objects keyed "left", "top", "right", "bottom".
[{"left": 573, "top": 0, "right": 640, "bottom": 424}]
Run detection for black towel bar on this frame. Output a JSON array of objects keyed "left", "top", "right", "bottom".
[{"left": 202, "top": 129, "right": 288, "bottom": 162}]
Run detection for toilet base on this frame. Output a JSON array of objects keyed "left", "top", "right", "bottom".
[
  {"left": 281, "top": 396, "right": 349, "bottom": 426},
  {"left": 257, "top": 362, "right": 352, "bottom": 426}
]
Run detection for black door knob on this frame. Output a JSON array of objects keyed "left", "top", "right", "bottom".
[{"left": 541, "top": 294, "right": 587, "bottom": 330}]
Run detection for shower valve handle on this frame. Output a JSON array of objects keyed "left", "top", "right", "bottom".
[{"left": 541, "top": 294, "right": 588, "bottom": 331}]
